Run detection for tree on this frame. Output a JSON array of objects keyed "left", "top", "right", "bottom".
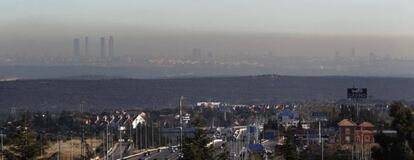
[
  {"left": 181, "top": 128, "right": 215, "bottom": 160},
  {"left": 282, "top": 128, "right": 297, "bottom": 160},
  {"left": 372, "top": 101, "right": 414, "bottom": 160},
  {"left": 181, "top": 115, "right": 215, "bottom": 160},
  {"left": 9, "top": 112, "right": 41, "bottom": 159},
  {"left": 215, "top": 143, "right": 230, "bottom": 160}
]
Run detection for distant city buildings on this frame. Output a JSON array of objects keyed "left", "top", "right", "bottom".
[
  {"left": 73, "top": 38, "right": 80, "bottom": 59},
  {"left": 108, "top": 36, "right": 114, "bottom": 58},
  {"left": 100, "top": 37, "right": 106, "bottom": 58},
  {"left": 70, "top": 36, "right": 115, "bottom": 63},
  {"left": 84, "top": 36, "right": 89, "bottom": 56}
]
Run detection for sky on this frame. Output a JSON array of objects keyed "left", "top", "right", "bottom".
[
  {"left": 2, "top": 0, "right": 414, "bottom": 35},
  {"left": 1, "top": 0, "right": 414, "bottom": 58}
]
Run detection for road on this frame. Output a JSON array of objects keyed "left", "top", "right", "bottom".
[
  {"left": 122, "top": 148, "right": 179, "bottom": 160},
  {"left": 108, "top": 142, "right": 131, "bottom": 160}
]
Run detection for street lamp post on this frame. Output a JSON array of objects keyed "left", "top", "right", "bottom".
[
  {"left": 1, "top": 130, "right": 4, "bottom": 160},
  {"left": 179, "top": 96, "right": 183, "bottom": 153}
]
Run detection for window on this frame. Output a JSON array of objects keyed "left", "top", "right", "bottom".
[
  {"left": 345, "top": 128, "right": 350, "bottom": 134},
  {"left": 365, "top": 136, "right": 370, "bottom": 142}
]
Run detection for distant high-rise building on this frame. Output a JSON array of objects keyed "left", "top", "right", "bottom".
[
  {"left": 335, "top": 51, "right": 340, "bottom": 61},
  {"left": 100, "top": 37, "right": 106, "bottom": 58},
  {"left": 191, "top": 48, "right": 202, "bottom": 60},
  {"left": 208, "top": 52, "right": 213, "bottom": 57},
  {"left": 84, "top": 36, "right": 89, "bottom": 56},
  {"left": 351, "top": 48, "right": 356, "bottom": 57},
  {"left": 108, "top": 36, "right": 114, "bottom": 57},
  {"left": 207, "top": 51, "right": 213, "bottom": 61},
  {"left": 73, "top": 38, "right": 80, "bottom": 57}
]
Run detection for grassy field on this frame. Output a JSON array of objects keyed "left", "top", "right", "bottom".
[{"left": 42, "top": 138, "right": 103, "bottom": 159}]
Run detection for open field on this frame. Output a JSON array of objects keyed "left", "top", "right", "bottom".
[{"left": 42, "top": 138, "right": 103, "bottom": 159}]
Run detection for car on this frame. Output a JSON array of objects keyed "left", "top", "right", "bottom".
[
  {"left": 178, "top": 153, "right": 184, "bottom": 158},
  {"left": 143, "top": 151, "right": 151, "bottom": 156},
  {"left": 170, "top": 146, "right": 178, "bottom": 153},
  {"left": 265, "top": 149, "right": 273, "bottom": 155}
]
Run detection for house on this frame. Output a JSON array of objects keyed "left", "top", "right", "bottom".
[
  {"left": 277, "top": 110, "right": 299, "bottom": 128},
  {"left": 337, "top": 119, "right": 375, "bottom": 144},
  {"left": 355, "top": 122, "right": 375, "bottom": 144},
  {"left": 338, "top": 119, "right": 357, "bottom": 144}
]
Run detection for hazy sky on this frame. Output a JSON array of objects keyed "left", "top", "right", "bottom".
[
  {"left": 1, "top": 0, "right": 414, "bottom": 58},
  {"left": 2, "top": 0, "right": 414, "bottom": 35}
]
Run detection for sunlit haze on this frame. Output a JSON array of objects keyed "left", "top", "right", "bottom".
[{"left": 1, "top": 0, "right": 414, "bottom": 78}]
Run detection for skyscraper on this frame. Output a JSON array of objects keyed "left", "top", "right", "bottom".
[
  {"left": 84, "top": 36, "right": 89, "bottom": 56},
  {"left": 73, "top": 38, "right": 80, "bottom": 57},
  {"left": 100, "top": 37, "right": 106, "bottom": 58},
  {"left": 108, "top": 36, "right": 114, "bottom": 58}
]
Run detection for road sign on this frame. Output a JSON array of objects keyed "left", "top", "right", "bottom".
[
  {"left": 264, "top": 132, "right": 275, "bottom": 140},
  {"left": 347, "top": 88, "right": 368, "bottom": 99},
  {"left": 249, "top": 126, "right": 256, "bottom": 133},
  {"left": 311, "top": 112, "right": 327, "bottom": 118}
]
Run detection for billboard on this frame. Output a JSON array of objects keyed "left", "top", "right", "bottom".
[
  {"left": 311, "top": 112, "right": 328, "bottom": 119},
  {"left": 264, "top": 131, "right": 275, "bottom": 140},
  {"left": 249, "top": 126, "right": 256, "bottom": 133},
  {"left": 347, "top": 88, "right": 368, "bottom": 99}
]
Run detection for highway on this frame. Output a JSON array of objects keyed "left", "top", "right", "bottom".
[
  {"left": 107, "top": 142, "right": 131, "bottom": 160},
  {"left": 122, "top": 148, "right": 179, "bottom": 160}
]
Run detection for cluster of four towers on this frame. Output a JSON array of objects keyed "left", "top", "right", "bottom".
[{"left": 73, "top": 36, "right": 114, "bottom": 59}]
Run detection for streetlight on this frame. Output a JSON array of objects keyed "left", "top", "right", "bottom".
[
  {"left": 1, "top": 129, "right": 4, "bottom": 160},
  {"left": 118, "top": 126, "right": 126, "bottom": 159},
  {"left": 179, "top": 96, "right": 184, "bottom": 153}
]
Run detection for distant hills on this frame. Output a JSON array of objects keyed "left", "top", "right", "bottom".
[{"left": 0, "top": 75, "right": 413, "bottom": 112}]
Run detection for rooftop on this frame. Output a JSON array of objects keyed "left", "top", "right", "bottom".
[
  {"left": 359, "top": 121, "right": 375, "bottom": 128},
  {"left": 338, "top": 119, "right": 357, "bottom": 127}
]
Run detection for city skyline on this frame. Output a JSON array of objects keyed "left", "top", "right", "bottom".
[{"left": 1, "top": 1, "right": 414, "bottom": 78}]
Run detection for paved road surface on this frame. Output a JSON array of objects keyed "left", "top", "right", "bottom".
[
  {"left": 108, "top": 142, "right": 130, "bottom": 160},
  {"left": 122, "top": 148, "right": 179, "bottom": 160}
]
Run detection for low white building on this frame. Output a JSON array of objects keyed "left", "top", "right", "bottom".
[
  {"left": 132, "top": 112, "right": 147, "bottom": 128},
  {"left": 197, "top": 102, "right": 221, "bottom": 108}
]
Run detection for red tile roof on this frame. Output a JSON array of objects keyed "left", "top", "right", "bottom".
[
  {"left": 338, "top": 119, "right": 357, "bottom": 127},
  {"left": 359, "top": 121, "right": 375, "bottom": 128}
]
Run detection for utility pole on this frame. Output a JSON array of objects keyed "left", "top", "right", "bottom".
[
  {"left": 102, "top": 133, "right": 105, "bottom": 160},
  {"left": 179, "top": 96, "right": 184, "bottom": 153},
  {"left": 81, "top": 124, "right": 84, "bottom": 159},
  {"left": 106, "top": 122, "right": 109, "bottom": 160},
  {"left": 1, "top": 130, "right": 3, "bottom": 160},
  {"left": 119, "top": 127, "right": 123, "bottom": 159},
  {"left": 319, "top": 120, "right": 324, "bottom": 160},
  {"left": 361, "top": 126, "right": 364, "bottom": 160},
  {"left": 352, "top": 143, "right": 354, "bottom": 160},
  {"left": 145, "top": 124, "right": 148, "bottom": 149},
  {"left": 58, "top": 135, "right": 61, "bottom": 160},
  {"left": 151, "top": 120, "right": 154, "bottom": 147},
  {"left": 71, "top": 134, "right": 74, "bottom": 160},
  {"left": 40, "top": 133, "right": 43, "bottom": 159},
  {"left": 92, "top": 131, "right": 95, "bottom": 158},
  {"left": 158, "top": 124, "right": 161, "bottom": 147},
  {"left": 135, "top": 126, "right": 138, "bottom": 149},
  {"left": 129, "top": 123, "right": 132, "bottom": 143},
  {"left": 140, "top": 125, "right": 143, "bottom": 149}
]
